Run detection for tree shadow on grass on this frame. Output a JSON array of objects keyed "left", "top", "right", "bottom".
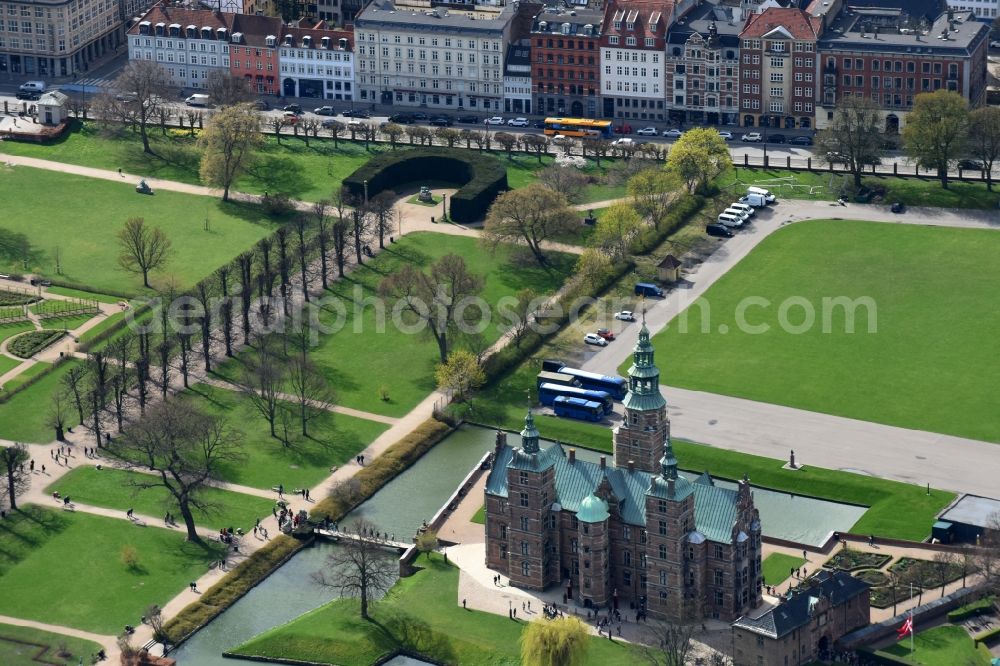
[
  {"left": 368, "top": 613, "right": 457, "bottom": 666},
  {"left": 214, "top": 198, "right": 286, "bottom": 227},
  {"left": 0, "top": 507, "right": 73, "bottom": 574},
  {"left": 243, "top": 155, "right": 310, "bottom": 197}
]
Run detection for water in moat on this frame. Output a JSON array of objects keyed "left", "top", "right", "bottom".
[{"left": 171, "top": 423, "right": 865, "bottom": 663}]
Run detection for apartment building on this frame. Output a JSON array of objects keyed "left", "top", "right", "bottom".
[
  {"left": 531, "top": 3, "right": 603, "bottom": 118},
  {"left": 664, "top": 3, "right": 741, "bottom": 126},
  {"left": 0, "top": 0, "right": 125, "bottom": 77},
  {"left": 738, "top": 6, "right": 820, "bottom": 129},
  {"left": 353, "top": 0, "right": 517, "bottom": 113},
  {"left": 503, "top": 39, "right": 531, "bottom": 114},
  {"left": 228, "top": 13, "right": 280, "bottom": 95},
  {"left": 128, "top": 5, "right": 230, "bottom": 89},
  {"left": 278, "top": 22, "right": 354, "bottom": 100}
]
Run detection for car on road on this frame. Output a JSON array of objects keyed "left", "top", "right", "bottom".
[
  {"left": 283, "top": 104, "right": 303, "bottom": 114},
  {"left": 717, "top": 130, "right": 733, "bottom": 141},
  {"left": 484, "top": 116, "right": 505, "bottom": 125},
  {"left": 891, "top": 202, "right": 906, "bottom": 214},
  {"left": 321, "top": 118, "right": 343, "bottom": 128},
  {"left": 16, "top": 90, "right": 40, "bottom": 101},
  {"left": 313, "top": 106, "right": 337, "bottom": 116},
  {"left": 612, "top": 137, "right": 635, "bottom": 146},
  {"left": 430, "top": 116, "right": 453, "bottom": 126},
  {"left": 991, "top": 40, "right": 1000, "bottom": 48},
  {"left": 826, "top": 151, "right": 849, "bottom": 163},
  {"left": 507, "top": 117, "right": 529, "bottom": 127},
  {"left": 551, "top": 134, "right": 569, "bottom": 145},
  {"left": 706, "top": 223, "right": 735, "bottom": 238},
  {"left": 788, "top": 135, "right": 813, "bottom": 146},
  {"left": 281, "top": 111, "right": 299, "bottom": 125},
  {"left": 662, "top": 128, "right": 684, "bottom": 138},
  {"left": 614, "top": 310, "right": 636, "bottom": 322},
  {"left": 636, "top": 127, "right": 659, "bottom": 136},
  {"left": 388, "top": 113, "right": 415, "bottom": 124},
  {"left": 596, "top": 328, "right": 616, "bottom": 341},
  {"left": 532, "top": 120, "right": 546, "bottom": 129},
  {"left": 341, "top": 109, "right": 371, "bottom": 118},
  {"left": 410, "top": 112, "right": 429, "bottom": 121},
  {"left": 584, "top": 333, "right": 608, "bottom": 347},
  {"left": 768, "top": 134, "right": 786, "bottom": 144},
  {"left": 741, "top": 132, "right": 763, "bottom": 142},
  {"left": 958, "top": 159, "right": 983, "bottom": 170},
  {"left": 456, "top": 115, "right": 478, "bottom": 124}
]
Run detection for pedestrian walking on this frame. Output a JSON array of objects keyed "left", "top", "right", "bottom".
[
  {"left": 513, "top": 608, "right": 517, "bottom": 619},
  {"left": 462, "top": 599, "right": 467, "bottom": 609},
  {"left": 41, "top": 464, "right": 46, "bottom": 474},
  {"left": 29, "top": 459, "right": 34, "bottom": 472},
  {"left": 118, "top": 167, "right": 123, "bottom": 176},
  {"left": 272, "top": 506, "right": 277, "bottom": 518},
  {"left": 127, "top": 508, "right": 134, "bottom": 519},
  {"left": 253, "top": 525, "right": 258, "bottom": 536},
  {"left": 189, "top": 582, "right": 197, "bottom": 592}
]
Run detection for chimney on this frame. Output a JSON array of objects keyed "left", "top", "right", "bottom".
[
  {"left": 568, "top": 448, "right": 576, "bottom": 464},
  {"left": 667, "top": 477, "right": 675, "bottom": 497},
  {"left": 628, "top": 460, "right": 635, "bottom": 472},
  {"left": 495, "top": 430, "right": 507, "bottom": 452},
  {"left": 600, "top": 456, "right": 606, "bottom": 469}
]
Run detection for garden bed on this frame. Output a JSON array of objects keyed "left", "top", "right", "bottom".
[
  {"left": 856, "top": 569, "right": 891, "bottom": 588},
  {"left": 7, "top": 329, "right": 65, "bottom": 358},
  {"left": 0, "top": 290, "right": 38, "bottom": 306},
  {"left": 890, "top": 557, "right": 965, "bottom": 589},
  {"left": 824, "top": 548, "right": 892, "bottom": 572}
]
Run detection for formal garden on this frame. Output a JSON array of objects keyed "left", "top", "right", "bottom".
[{"left": 0, "top": 622, "right": 103, "bottom": 666}]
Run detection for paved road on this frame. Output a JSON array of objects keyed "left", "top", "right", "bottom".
[{"left": 580, "top": 199, "right": 1000, "bottom": 497}]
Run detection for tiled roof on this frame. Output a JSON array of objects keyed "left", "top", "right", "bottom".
[
  {"left": 230, "top": 14, "right": 282, "bottom": 46},
  {"left": 129, "top": 3, "right": 230, "bottom": 35},
  {"left": 601, "top": 0, "right": 675, "bottom": 48},
  {"left": 733, "top": 570, "right": 869, "bottom": 638},
  {"left": 279, "top": 25, "right": 353, "bottom": 49},
  {"left": 740, "top": 7, "right": 819, "bottom": 41}
]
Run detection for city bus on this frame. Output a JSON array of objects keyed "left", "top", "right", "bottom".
[
  {"left": 538, "top": 383, "right": 614, "bottom": 415},
  {"left": 536, "top": 371, "right": 582, "bottom": 389},
  {"left": 557, "top": 367, "right": 628, "bottom": 400},
  {"left": 543, "top": 117, "right": 614, "bottom": 139},
  {"left": 552, "top": 396, "right": 605, "bottom": 422}
]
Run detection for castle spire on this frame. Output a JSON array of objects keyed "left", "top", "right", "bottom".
[
  {"left": 521, "top": 409, "right": 540, "bottom": 454},
  {"left": 660, "top": 438, "right": 678, "bottom": 480}
]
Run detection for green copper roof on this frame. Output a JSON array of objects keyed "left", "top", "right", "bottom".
[
  {"left": 577, "top": 493, "right": 610, "bottom": 523},
  {"left": 520, "top": 410, "right": 540, "bottom": 454},
  {"left": 622, "top": 391, "right": 666, "bottom": 411},
  {"left": 624, "top": 310, "right": 665, "bottom": 411}
]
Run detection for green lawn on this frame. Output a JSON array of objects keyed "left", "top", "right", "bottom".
[
  {"left": 45, "top": 285, "right": 123, "bottom": 304},
  {"left": 719, "top": 167, "right": 1000, "bottom": 208},
  {"left": 1, "top": 361, "right": 51, "bottom": 392},
  {"left": 0, "top": 321, "right": 35, "bottom": 346},
  {"left": 231, "top": 554, "right": 634, "bottom": 666},
  {"left": 0, "top": 165, "right": 278, "bottom": 293},
  {"left": 176, "top": 383, "right": 388, "bottom": 490},
  {"left": 45, "top": 466, "right": 275, "bottom": 532},
  {"left": 77, "top": 310, "right": 129, "bottom": 344},
  {"left": 881, "top": 624, "right": 991, "bottom": 665},
  {"left": 762, "top": 553, "right": 807, "bottom": 586},
  {"left": 0, "top": 622, "right": 103, "bottom": 666},
  {"left": 0, "top": 359, "right": 82, "bottom": 443},
  {"left": 640, "top": 220, "right": 1000, "bottom": 443},
  {"left": 0, "top": 505, "right": 224, "bottom": 634},
  {"left": 0, "top": 355, "right": 22, "bottom": 379},
  {"left": 471, "top": 505, "right": 486, "bottom": 525},
  {"left": 216, "top": 232, "right": 574, "bottom": 418}
]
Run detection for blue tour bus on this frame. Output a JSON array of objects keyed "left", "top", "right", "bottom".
[
  {"left": 538, "top": 383, "right": 613, "bottom": 415},
  {"left": 536, "top": 371, "right": 582, "bottom": 389},
  {"left": 557, "top": 367, "right": 628, "bottom": 400},
  {"left": 552, "top": 396, "right": 604, "bottom": 422}
]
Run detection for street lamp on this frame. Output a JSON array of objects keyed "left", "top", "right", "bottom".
[
  {"left": 442, "top": 193, "right": 447, "bottom": 222},
  {"left": 363, "top": 179, "right": 369, "bottom": 205}
]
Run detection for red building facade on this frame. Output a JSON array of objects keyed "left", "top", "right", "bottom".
[
  {"left": 531, "top": 7, "right": 603, "bottom": 118},
  {"left": 228, "top": 14, "right": 282, "bottom": 96}
]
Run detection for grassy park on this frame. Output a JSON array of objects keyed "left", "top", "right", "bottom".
[
  {"left": 0, "top": 359, "right": 82, "bottom": 443},
  {"left": 0, "top": 622, "right": 103, "bottom": 666},
  {"left": 642, "top": 219, "right": 1000, "bottom": 443},
  {"left": 231, "top": 554, "right": 634, "bottom": 666},
  {"left": 0, "top": 505, "right": 224, "bottom": 634},
  {"left": 46, "top": 467, "right": 276, "bottom": 532},
  {"left": 881, "top": 624, "right": 991, "bottom": 665},
  {"left": 0, "top": 165, "right": 278, "bottom": 293},
  {"left": 762, "top": 553, "right": 807, "bottom": 586}
]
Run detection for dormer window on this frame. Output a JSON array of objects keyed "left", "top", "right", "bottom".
[
  {"left": 302, "top": 35, "right": 311, "bottom": 47},
  {"left": 320, "top": 36, "right": 330, "bottom": 49},
  {"left": 613, "top": 20, "right": 621, "bottom": 29},
  {"left": 284, "top": 34, "right": 293, "bottom": 46},
  {"left": 625, "top": 22, "right": 634, "bottom": 30},
  {"left": 265, "top": 35, "right": 276, "bottom": 46}
]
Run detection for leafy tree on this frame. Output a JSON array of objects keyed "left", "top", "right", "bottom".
[
  {"left": 382, "top": 122, "right": 404, "bottom": 149},
  {"left": 108, "top": 400, "right": 243, "bottom": 544},
  {"left": 118, "top": 217, "right": 171, "bottom": 288},
  {"left": 378, "top": 254, "right": 484, "bottom": 363},
  {"left": 313, "top": 518, "right": 397, "bottom": 620},
  {"left": 591, "top": 203, "right": 643, "bottom": 261},
  {"left": 113, "top": 60, "right": 169, "bottom": 154},
  {"left": 902, "top": 90, "right": 970, "bottom": 188},
  {"left": 415, "top": 529, "right": 439, "bottom": 558},
  {"left": 198, "top": 103, "right": 265, "bottom": 202},
  {"left": 520, "top": 616, "right": 590, "bottom": 666},
  {"left": 628, "top": 168, "right": 680, "bottom": 229},
  {"left": 435, "top": 349, "right": 486, "bottom": 401},
  {"left": 483, "top": 184, "right": 578, "bottom": 267},
  {"left": 435, "top": 127, "right": 460, "bottom": 148},
  {"left": 666, "top": 128, "right": 732, "bottom": 193},
  {"left": 968, "top": 106, "right": 1000, "bottom": 190},
  {"left": 495, "top": 131, "right": 519, "bottom": 159},
  {"left": 405, "top": 125, "right": 431, "bottom": 145},
  {"left": 538, "top": 165, "right": 588, "bottom": 203},
  {"left": 205, "top": 70, "right": 254, "bottom": 107},
  {"left": 817, "top": 95, "right": 885, "bottom": 188},
  {"left": 0, "top": 443, "right": 30, "bottom": 511},
  {"left": 581, "top": 138, "right": 611, "bottom": 166},
  {"left": 574, "top": 248, "right": 613, "bottom": 291}
]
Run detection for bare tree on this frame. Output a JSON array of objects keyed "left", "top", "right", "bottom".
[
  {"left": 301, "top": 118, "right": 321, "bottom": 146},
  {"left": 46, "top": 389, "right": 71, "bottom": 441},
  {"left": 205, "top": 70, "right": 254, "bottom": 107},
  {"left": 969, "top": 106, "right": 1000, "bottom": 190},
  {"left": 352, "top": 205, "right": 372, "bottom": 267},
  {"left": 482, "top": 184, "right": 578, "bottom": 267},
  {"left": 118, "top": 217, "right": 172, "bottom": 289},
  {"left": 494, "top": 131, "right": 519, "bottom": 160},
  {"left": 313, "top": 200, "right": 332, "bottom": 290},
  {"left": 194, "top": 282, "right": 214, "bottom": 372},
  {"left": 976, "top": 513, "right": 1000, "bottom": 594},
  {"left": 817, "top": 96, "right": 885, "bottom": 188},
  {"left": 435, "top": 127, "right": 459, "bottom": 148},
  {"left": 326, "top": 120, "right": 345, "bottom": 147},
  {"left": 330, "top": 188, "right": 352, "bottom": 278},
  {"left": 292, "top": 215, "right": 313, "bottom": 302},
  {"left": 62, "top": 363, "right": 89, "bottom": 426},
  {"left": 369, "top": 190, "right": 396, "bottom": 249},
  {"left": 934, "top": 552, "right": 957, "bottom": 597},
  {"left": 198, "top": 103, "right": 265, "bottom": 202},
  {"left": 313, "top": 518, "right": 397, "bottom": 620},
  {"left": 0, "top": 443, "right": 30, "bottom": 511},
  {"left": 641, "top": 621, "right": 696, "bottom": 666},
  {"left": 238, "top": 336, "right": 286, "bottom": 440},
  {"left": 286, "top": 354, "right": 334, "bottom": 437},
  {"left": 382, "top": 123, "right": 404, "bottom": 149},
  {"left": 216, "top": 265, "right": 234, "bottom": 357},
  {"left": 538, "top": 165, "right": 589, "bottom": 203},
  {"left": 113, "top": 60, "right": 169, "bottom": 154},
  {"left": 108, "top": 400, "right": 244, "bottom": 544},
  {"left": 520, "top": 133, "right": 549, "bottom": 164}
]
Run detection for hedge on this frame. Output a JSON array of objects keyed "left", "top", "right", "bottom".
[
  {"left": 948, "top": 596, "right": 995, "bottom": 622},
  {"left": 342, "top": 148, "right": 508, "bottom": 224},
  {"left": 974, "top": 625, "right": 1000, "bottom": 646},
  {"left": 0, "top": 357, "right": 67, "bottom": 404},
  {"left": 8, "top": 330, "right": 65, "bottom": 358}
]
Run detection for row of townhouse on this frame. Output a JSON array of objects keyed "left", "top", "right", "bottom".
[{"left": 127, "top": 2, "right": 354, "bottom": 100}]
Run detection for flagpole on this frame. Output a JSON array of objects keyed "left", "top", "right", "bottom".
[{"left": 909, "top": 583, "right": 914, "bottom": 655}]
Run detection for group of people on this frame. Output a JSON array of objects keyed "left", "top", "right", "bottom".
[
  {"left": 218, "top": 527, "right": 241, "bottom": 548},
  {"left": 276, "top": 507, "right": 300, "bottom": 530}
]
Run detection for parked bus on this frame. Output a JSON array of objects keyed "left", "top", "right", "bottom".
[
  {"left": 536, "top": 371, "right": 582, "bottom": 389},
  {"left": 538, "top": 383, "right": 613, "bottom": 414},
  {"left": 543, "top": 117, "right": 614, "bottom": 139},
  {"left": 557, "top": 367, "right": 628, "bottom": 400},
  {"left": 553, "top": 396, "right": 605, "bottom": 422}
]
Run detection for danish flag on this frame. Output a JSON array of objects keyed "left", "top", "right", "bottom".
[{"left": 897, "top": 615, "right": 914, "bottom": 639}]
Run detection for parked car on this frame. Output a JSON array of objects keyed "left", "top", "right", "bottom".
[
  {"left": 484, "top": 116, "right": 505, "bottom": 125},
  {"left": 741, "top": 132, "right": 763, "bottom": 142},
  {"left": 614, "top": 310, "right": 636, "bottom": 321},
  {"left": 411, "top": 112, "right": 429, "bottom": 121},
  {"left": 717, "top": 130, "right": 733, "bottom": 141},
  {"left": 281, "top": 111, "right": 299, "bottom": 125},
  {"left": 388, "top": 113, "right": 415, "bottom": 124},
  {"left": 768, "top": 134, "right": 787, "bottom": 144},
  {"left": 991, "top": 40, "right": 1000, "bottom": 48},
  {"left": 636, "top": 127, "right": 659, "bottom": 136},
  {"left": 635, "top": 282, "right": 663, "bottom": 298},
  {"left": 728, "top": 202, "right": 755, "bottom": 217},
  {"left": 456, "top": 115, "right": 478, "bottom": 124},
  {"left": 662, "top": 128, "right": 684, "bottom": 139},
  {"left": 15, "top": 90, "right": 40, "bottom": 101},
  {"left": 826, "top": 151, "right": 849, "bottom": 164},
  {"left": 788, "top": 135, "right": 813, "bottom": 146},
  {"left": 430, "top": 116, "right": 453, "bottom": 126},
  {"left": 596, "top": 328, "right": 616, "bottom": 341},
  {"left": 507, "top": 117, "right": 529, "bottom": 127},
  {"left": 958, "top": 159, "right": 983, "bottom": 171},
  {"left": 584, "top": 333, "right": 608, "bottom": 347},
  {"left": 283, "top": 103, "right": 303, "bottom": 114},
  {"left": 321, "top": 118, "right": 343, "bottom": 129},
  {"left": 342, "top": 109, "right": 370, "bottom": 118},
  {"left": 890, "top": 202, "right": 906, "bottom": 214},
  {"left": 532, "top": 120, "right": 546, "bottom": 129},
  {"left": 612, "top": 137, "right": 635, "bottom": 146},
  {"left": 551, "top": 134, "right": 569, "bottom": 144},
  {"left": 313, "top": 106, "right": 337, "bottom": 116},
  {"left": 253, "top": 100, "right": 271, "bottom": 110},
  {"left": 706, "top": 223, "right": 735, "bottom": 238}
]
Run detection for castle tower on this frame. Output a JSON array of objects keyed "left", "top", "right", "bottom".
[
  {"left": 614, "top": 313, "right": 670, "bottom": 473},
  {"left": 576, "top": 492, "right": 611, "bottom": 608}
]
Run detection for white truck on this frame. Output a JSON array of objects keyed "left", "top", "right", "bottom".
[{"left": 185, "top": 94, "right": 211, "bottom": 107}]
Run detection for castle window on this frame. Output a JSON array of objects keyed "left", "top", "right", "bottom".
[
  {"left": 583, "top": 524, "right": 590, "bottom": 535},
  {"left": 657, "top": 500, "right": 667, "bottom": 513},
  {"left": 571, "top": 539, "right": 578, "bottom": 553},
  {"left": 519, "top": 471, "right": 528, "bottom": 484},
  {"left": 659, "top": 590, "right": 667, "bottom": 599},
  {"left": 522, "top": 561, "right": 530, "bottom": 576},
  {"left": 521, "top": 516, "right": 529, "bottom": 531},
  {"left": 756, "top": 635, "right": 764, "bottom": 647},
  {"left": 714, "top": 544, "right": 724, "bottom": 559},
  {"left": 521, "top": 541, "right": 530, "bottom": 555},
  {"left": 520, "top": 492, "right": 529, "bottom": 507},
  {"left": 624, "top": 551, "right": 632, "bottom": 567},
  {"left": 549, "top": 514, "right": 556, "bottom": 529},
  {"left": 624, "top": 570, "right": 632, "bottom": 585},
  {"left": 714, "top": 570, "right": 724, "bottom": 585},
  {"left": 500, "top": 524, "right": 507, "bottom": 539},
  {"left": 623, "top": 526, "right": 631, "bottom": 541},
  {"left": 659, "top": 570, "right": 667, "bottom": 585},
  {"left": 640, "top": 554, "right": 647, "bottom": 569},
  {"left": 659, "top": 544, "right": 667, "bottom": 559},
  {"left": 640, "top": 530, "right": 647, "bottom": 544},
  {"left": 584, "top": 559, "right": 591, "bottom": 569},
  {"left": 659, "top": 520, "right": 667, "bottom": 536},
  {"left": 500, "top": 545, "right": 507, "bottom": 559}
]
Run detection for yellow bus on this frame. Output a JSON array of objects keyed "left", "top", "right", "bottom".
[{"left": 542, "top": 117, "right": 614, "bottom": 139}]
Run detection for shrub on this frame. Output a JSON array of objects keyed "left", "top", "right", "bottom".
[
  {"left": 120, "top": 545, "right": 140, "bottom": 570},
  {"left": 343, "top": 148, "right": 508, "bottom": 224},
  {"left": 948, "top": 596, "right": 995, "bottom": 622},
  {"left": 974, "top": 625, "right": 1000, "bottom": 646},
  {"left": 8, "top": 330, "right": 65, "bottom": 358}
]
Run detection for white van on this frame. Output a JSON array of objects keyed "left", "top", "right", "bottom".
[
  {"left": 19, "top": 80, "right": 46, "bottom": 93},
  {"left": 723, "top": 207, "right": 750, "bottom": 223},
  {"left": 729, "top": 202, "right": 755, "bottom": 217},
  {"left": 746, "top": 186, "right": 776, "bottom": 203},
  {"left": 739, "top": 193, "right": 770, "bottom": 208},
  {"left": 185, "top": 94, "right": 210, "bottom": 107},
  {"left": 717, "top": 213, "right": 743, "bottom": 228}
]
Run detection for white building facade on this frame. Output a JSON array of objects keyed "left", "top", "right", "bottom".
[
  {"left": 946, "top": 0, "right": 1000, "bottom": 20},
  {"left": 127, "top": 7, "right": 230, "bottom": 90},
  {"left": 503, "top": 41, "right": 531, "bottom": 114},
  {"left": 278, "top": 29, "right": 355, "bottom": 100}
]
